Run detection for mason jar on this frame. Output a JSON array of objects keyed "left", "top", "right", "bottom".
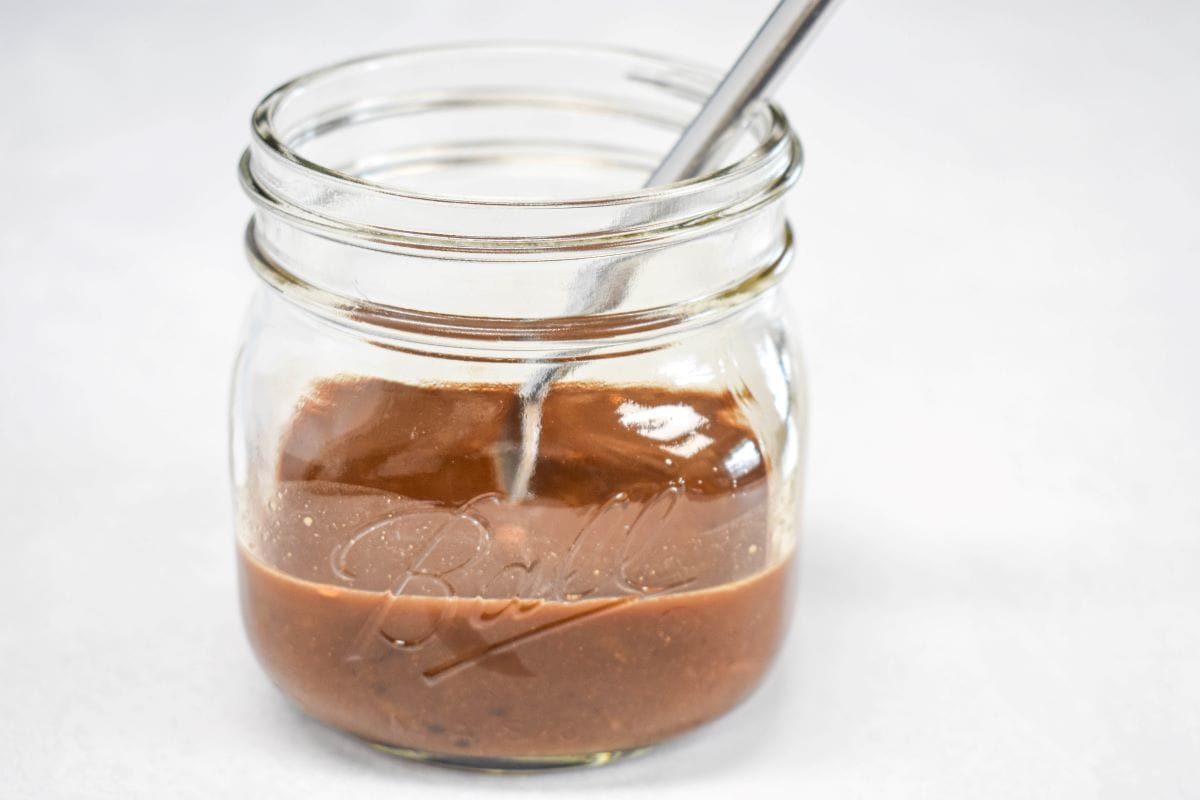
[{"left": 231, "top": 43, "right": 805, "bottom": 770}]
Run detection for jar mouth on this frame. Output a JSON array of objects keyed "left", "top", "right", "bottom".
[{"left": 242, "top": 42, "right": 801, "bottom": 254}]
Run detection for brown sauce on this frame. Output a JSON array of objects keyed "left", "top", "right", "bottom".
[{"left": 238, "top": 379, "right": 793, "bottom": 759}]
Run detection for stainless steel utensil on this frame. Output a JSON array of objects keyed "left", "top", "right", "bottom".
[{"left": 498, "top": 0, "right": 844, "bottom": 499}]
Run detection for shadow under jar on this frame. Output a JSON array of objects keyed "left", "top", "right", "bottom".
[{"left": 232, "top": 43, "right": 806, "bottom": 771}]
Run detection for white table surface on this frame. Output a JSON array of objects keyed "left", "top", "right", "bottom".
[{"left": 3, "top": 1, "right": 1198, "bottom": 797}]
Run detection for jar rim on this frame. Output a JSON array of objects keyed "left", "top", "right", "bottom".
[{"left": 242, "top": 42, "right": 802, "bottom": 252}]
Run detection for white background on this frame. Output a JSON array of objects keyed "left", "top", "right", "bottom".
[{"left": 2, "top": 1, "right": 1198, "bottom": 797}]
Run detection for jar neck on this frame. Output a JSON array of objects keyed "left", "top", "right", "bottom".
[{"left": 240, "top": 44, "right": 801, "bottom": 341}]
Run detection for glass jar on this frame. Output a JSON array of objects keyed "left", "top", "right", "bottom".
[{"left": 232, "top": 43, "right": 805, "bottom": 770}]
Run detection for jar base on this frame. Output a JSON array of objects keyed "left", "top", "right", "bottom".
[{"left": 371, "top": 742, "right": 652, "bottom": 772}]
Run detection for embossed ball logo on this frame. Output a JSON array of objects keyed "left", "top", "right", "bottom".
[{"left": 331, "top": 487, "right": 696, "bottom": 681}]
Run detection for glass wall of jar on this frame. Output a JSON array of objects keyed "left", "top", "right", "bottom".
[{"left": 232, "top": 44, "right": 805, "bottom": 770}]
